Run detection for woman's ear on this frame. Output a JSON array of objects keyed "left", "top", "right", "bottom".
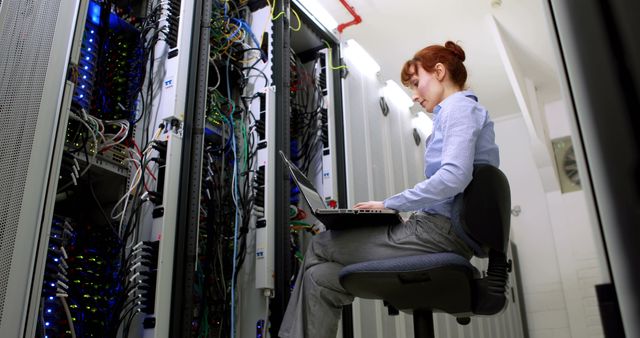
[{"left": 435, "top": 63, "right": 446, "bottom": 81}]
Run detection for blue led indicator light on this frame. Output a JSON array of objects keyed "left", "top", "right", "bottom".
[{"left": 88, "top": 1, "right": 101, "bottom": 25}]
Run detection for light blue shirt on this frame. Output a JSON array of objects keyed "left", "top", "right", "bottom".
[{"left": 383, "top": 90, "right": 499, "bottom": 218}]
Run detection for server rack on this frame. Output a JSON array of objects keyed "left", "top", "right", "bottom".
[
  {"left": 269, "top": 1, "right": 349, "bottom": 336},
  {"left": 173, "top": 1, "right": 349, "bottom": 337},
  {"left": 0, "top": 1, "right": 81, "bottom": 336},
  {"left": 169, "top": 0, "right": 210, "bottom": 336},
  {"left": 0, "top": 0, "right": 205, "bottom": 336}
]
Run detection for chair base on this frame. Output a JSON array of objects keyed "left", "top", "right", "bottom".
[{"left": 413, "top": 310, "right": 435, "bottom": 338}]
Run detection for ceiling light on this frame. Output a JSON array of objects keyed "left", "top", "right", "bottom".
[
  {"left": 384, "top": 80, "right": 413, "bottom": 108},
  {"left": 297, "top": 0, "right": 338, "bottom": 30},
  {"left": 343, "top": 39, "right": 380, "bottom": 74},
  {"left": 412, "top": 111, "right": 433, "bottom": 137}
]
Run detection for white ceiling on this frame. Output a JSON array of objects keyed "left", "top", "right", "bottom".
[{"left": 308, "top": 0, "right": 562, "bottom": 118}]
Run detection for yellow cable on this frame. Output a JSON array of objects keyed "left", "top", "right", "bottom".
[
  {"left": 322, "top": 40, "right": 348, "bottom": 70},
  {"left": 266, "top": 0, "right": 284, "bottom": 20},
  {"left": 290, "top": 8, "right": 301, "bottom": 32}
]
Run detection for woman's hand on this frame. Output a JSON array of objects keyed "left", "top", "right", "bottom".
[{"left": 352, "top": 201, "right": 385, "bottom": 210}]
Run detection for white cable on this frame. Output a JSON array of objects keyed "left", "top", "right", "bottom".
[
  {"left": 230, "top": 121, "right": 241, "bottom": 338},
  {"left": 110, "top": 163, "right": 142, "bottom": 221},
  {"left": 111, "top": 126, "right": 163, "bottom": 240},
  {"left": 100, "top": 119, "right": 130, "bottom": 149},
  {"left": 117, "top": 168, "right": 140, "bottom": 236},
  {"left": 59, "top": 296, "right": 77, "bottom": 338},
  {"left": 263, "top": 295, "right": 270, "bottom": 338},
  {"left": 58, "top": 113, "right": 98, "bottom": 192},
  {"left": 209, "top": 59, "right": 222, "bottom": 90}
]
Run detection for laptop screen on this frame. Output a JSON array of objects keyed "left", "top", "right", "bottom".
[{"left": 279, "top": 151, "right": 328, "bottom": 211}]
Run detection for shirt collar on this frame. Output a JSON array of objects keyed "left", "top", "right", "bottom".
[{"left": 432, "top": 90, "right": 476, "bottom": 115}]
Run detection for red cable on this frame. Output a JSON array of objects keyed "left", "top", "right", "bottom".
[
  {"left": 128, "top": 150, "right": 152, "bottom": 192},
  {"left": 337, "top": 0, "right": 362, "bottom": 33},
  {"left": 133, "top": 141, "right": 158, "bottom": 181}
]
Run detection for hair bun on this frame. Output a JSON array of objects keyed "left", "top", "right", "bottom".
[{"left": 445, "top": 41, "right": 465, "bottom": 61}]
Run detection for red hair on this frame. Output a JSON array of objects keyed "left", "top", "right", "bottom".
[{"left": 401, "top": 41, "right": 467, "bottom": 89}]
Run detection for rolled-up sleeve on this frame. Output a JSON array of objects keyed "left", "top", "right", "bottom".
[{"left": 383, "top": 101, "right": 483, "bottom": 212}]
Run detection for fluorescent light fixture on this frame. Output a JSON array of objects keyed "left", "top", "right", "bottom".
[
  {"left": 344, "top": 39, "right": 380, "bottom": 74},
  {"left": 384, "top": 80, "right": 413, "bottom": 108},
  {"left": 297, "top": 0, "right": 338, "bottom": 30},
  {"left": 412, "top": 111, "right": 433, "bottom": 137}
]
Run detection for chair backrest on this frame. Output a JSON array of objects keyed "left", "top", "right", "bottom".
[
  {"left": 460, "top": 165, "right": 513, "bottom": 315},
  {"left": 458, "top": 165, "right": 511, "bottom": 255}
]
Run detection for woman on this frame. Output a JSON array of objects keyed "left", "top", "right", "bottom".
[{"left": 278, "top": 41, "right": 500, "bottom": 338}]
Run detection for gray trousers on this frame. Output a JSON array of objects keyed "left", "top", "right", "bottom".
[{"left": 277, "top": 212, "right": 473, "bottom": 338}]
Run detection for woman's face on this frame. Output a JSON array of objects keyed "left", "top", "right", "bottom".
[{"left": 408, "top": 64, "right": 444, "bottom": 113}]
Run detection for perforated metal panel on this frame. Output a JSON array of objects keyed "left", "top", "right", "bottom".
[{"left": 0, "top": 0, "right": 63, "bottom": 327}]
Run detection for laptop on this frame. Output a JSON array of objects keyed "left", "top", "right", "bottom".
[{"left": 280, "top": 151, "right": 402, "bottom": 230}]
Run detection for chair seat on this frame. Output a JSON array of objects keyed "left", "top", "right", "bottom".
[{"left": 339, "top": 252, "right": 479, "bottom": 315}]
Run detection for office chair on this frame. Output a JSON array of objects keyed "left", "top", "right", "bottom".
[{"left": 339, "top": 164, "right": 512, "bottom": 338}]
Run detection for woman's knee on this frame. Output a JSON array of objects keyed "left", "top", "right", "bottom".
[{"left": 305, "top": 262, "right": 343, "bottom": 290}]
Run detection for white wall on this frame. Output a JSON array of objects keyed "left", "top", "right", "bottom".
[
  {"left": 543, "top": 100, "right": 606, "bottom": 338},
  {"left": 494, "top": 104, "right": 606, "bottom": 338},
  {"left": 494, "top": 114, "right": 572, "bottom": 338}
]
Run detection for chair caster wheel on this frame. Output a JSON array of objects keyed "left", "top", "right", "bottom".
[{"left": 456, "top": 317, "right": 471, "bottom": 325}]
